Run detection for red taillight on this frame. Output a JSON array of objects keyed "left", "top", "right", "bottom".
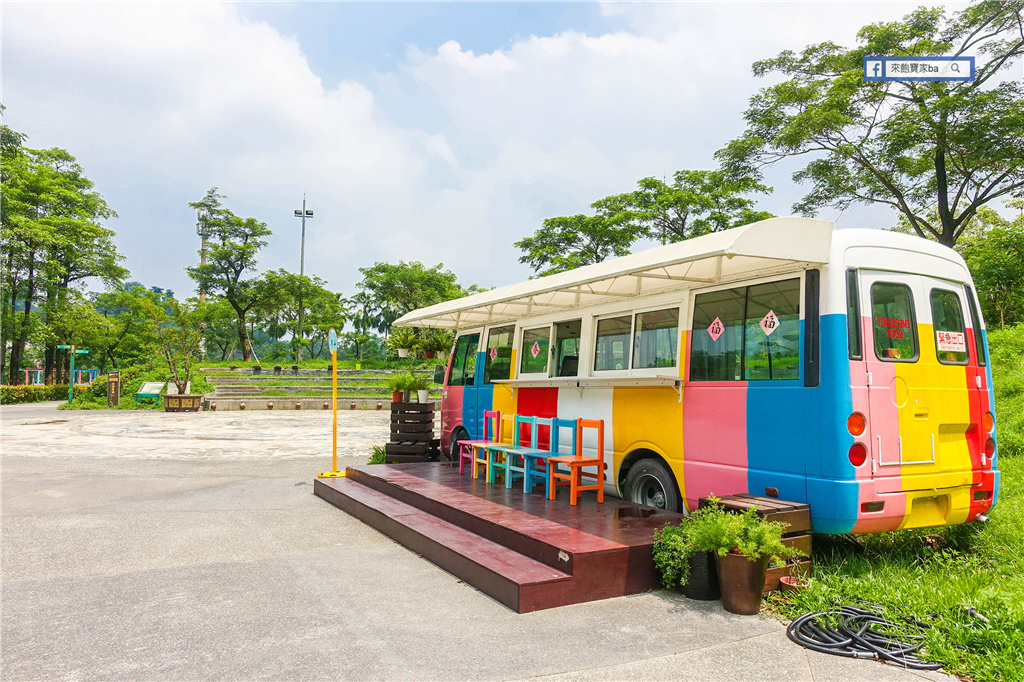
[
  {"left": 847, "top": 412, "right": 866, "bottom": 437},
  {"left": 849, "top": 443, "right": 868, "bottom": 467},
  {"left": 983, "top": 412, "right": 995, "bottom": 433},
  {"left": 985, "top": 438, "right": 995, "bottom": 458}
]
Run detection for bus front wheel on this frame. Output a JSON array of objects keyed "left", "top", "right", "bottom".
[{"left": 624, "top": 459, "right": 680, "bottom": 512}]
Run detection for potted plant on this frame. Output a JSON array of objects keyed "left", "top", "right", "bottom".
[
  {"left": 418, "top": 329, "right": 453, "bottom": 361},
  {"left": 384, "top": 374, "right": 408, "bottom": 403},
  {"left": 144, "top": 298, "right": 204, "bottom": 413},
  {"left": 652, "top": 514, "right": 720, "bottom": 601},
  {"left": 389, "top": 328, "right": 417, "bottom": 359},
  {"left": 408, "top": 375, "right": 431, "bottom": 404},
  {"left": 653, "top": 500, "right": 794, "bottom": 614}
]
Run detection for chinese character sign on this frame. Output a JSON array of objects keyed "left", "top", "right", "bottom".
[
  {"left": 760, "top": 311, "right": 779, "bottom": 336},
  {"left": 707, "top": 317, "right": 724, "bottom": 341}
]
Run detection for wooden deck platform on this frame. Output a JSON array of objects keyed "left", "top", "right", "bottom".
[{"left": 314, "top": 462, "right": 684, "bottom": 613}]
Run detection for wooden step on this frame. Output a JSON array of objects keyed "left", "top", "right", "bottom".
[{"left": 314, "top": 477, "right": 571, "bottom": 613}]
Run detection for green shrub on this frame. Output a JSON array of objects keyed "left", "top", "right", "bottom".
[
  {"left": 652, "top": 501, "right": 795, "bottom": 590},
  {"left": 0, "top": 384, "right": 88, "bottom": 404},
  {"left": 988, "top": 326, "right": 1024, "bottom": 458},
  {"left": 368, "top": 445, "right": 387, "bottom": 465}
]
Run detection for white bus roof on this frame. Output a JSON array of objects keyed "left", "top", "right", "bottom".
[{"left": 394, "top": 216, "right": 834, "bottom": 330}]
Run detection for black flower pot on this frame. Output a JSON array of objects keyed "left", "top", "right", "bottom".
[{"left": 680, "top": 551, "right": 721, "bottom": 601}]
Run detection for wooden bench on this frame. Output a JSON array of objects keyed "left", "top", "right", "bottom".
[{"left": 698, "top": 494, "right": 812, "bottom": 592}]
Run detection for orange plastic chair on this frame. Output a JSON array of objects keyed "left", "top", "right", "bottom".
[{"left": 547, "top": 418, "right": 605, "bottom": 505}]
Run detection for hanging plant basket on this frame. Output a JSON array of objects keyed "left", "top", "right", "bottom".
[{"left": 397, "top": 348, "right": 410, "bottom": 358}]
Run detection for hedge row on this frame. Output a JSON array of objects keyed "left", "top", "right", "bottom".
[{"left": 1, "top": 384, "right": 90, "bottom": 405}]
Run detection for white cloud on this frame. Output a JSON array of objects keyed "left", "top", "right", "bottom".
[{"left": 2, "top": 1, "right": 950, "bottom": 300}]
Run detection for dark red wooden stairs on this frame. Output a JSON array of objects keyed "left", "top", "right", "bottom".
[{"left": 314, "top": 463, "right": 684, "bottom": 613}]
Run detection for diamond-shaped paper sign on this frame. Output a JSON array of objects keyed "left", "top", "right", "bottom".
[
  {"left": 531, "top": 341, "right": 541, "bottom": 358},
  {"left": 489, "top": 347, "right": 498, "bottom": 361},
  {"left": 707, "top": 317, "right": 724, "bottom": 341},
  {"left": 760, "top": 310, "right": 779, "bottom": 336}
]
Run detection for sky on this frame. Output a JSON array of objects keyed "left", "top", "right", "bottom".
[{"left": 2, "top": 1, "right": 974, "bottom": 301}]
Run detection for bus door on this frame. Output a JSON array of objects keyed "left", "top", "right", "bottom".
[
  {"left": 443, "top": 332, "right": 482, "bottom": 443},
  {"left": 859, "top": 271, "right": 922, "bottom": 488},
  {"left": 860, "top": 272, "right": 977, "bottom": 491}
]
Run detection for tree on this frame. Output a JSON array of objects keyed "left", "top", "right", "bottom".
[
  {"left": 514, "top": 213, "right": 645, "bottom": 277},
  {"left": 186, "top": 188, "right": 282, "bottom": 360},
  {"left": 1, "top": 120, "right": 123, "bottom": 384},
  {"left": 356, "top": 261, "right": 471, "bottom": 334},
  {"left": 142, "top": 296, "right": 202, "bottom": 395},
  {"left": 86, "top": 284, "right": 166, "bottom": 371},
  {"left": 595, "top": 171, "right": 774, "bottom": 245},
  {"left": 716, "top": 2, "right": 1024, "bottom": 247},
  {"left": 194, "top": 298, "right": 240, "bottom": 361},
  {"left": 958, "top": 199, "right": 1024, "bottom": 328}
]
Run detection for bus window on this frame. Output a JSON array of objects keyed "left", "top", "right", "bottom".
[
  {"left": 594, "top": 315, "right": 631, "bottom": 371},
  {"left": 846, "top": 269, "right": 862, "bottom": 360},
  {"left": 449, "top": 334, "right": 478, "bottom": 386},
  {"left": 744, "top": 279, "right": 800, "bottom": 380},
  {"left": 690, "top": 286, "right": 745, "bottom": 381},
  {"left": 520, "top": 327, "right": 550, "bottom": 375},
  {"left": 871, "top": 282, "right": 918, "bottom": 362},
  {"left": 552, "top": 319, "right": 581, "bottom": 377},
  {"left": 930, "top": 290, "right": 968, "bottom": 365},
  {"left": 633, "top": 308, "right": 679, "bottom": 369},
  {"left": 484, "top": 325, "right": 515, "bottom": 383},
  {"left": 964, "top": 285, "right": 987, "bottom": 366}
]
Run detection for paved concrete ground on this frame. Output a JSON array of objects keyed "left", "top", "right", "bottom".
[{"left": 1, "top": 404, "right": 954, "bottom": 681}]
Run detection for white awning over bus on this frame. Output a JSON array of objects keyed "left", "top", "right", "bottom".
[{"left": 393, "top": 217, "right": 834, "bottom": 330}]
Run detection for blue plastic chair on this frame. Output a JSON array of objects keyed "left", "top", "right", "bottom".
[
  {"left": 485, "top": 414, "right": 536, "bottom": 486},
  {"left": 502, "top": 417, "right": 553, "bottom": 491},
  {"left": 522, "top": 418, "right": 578, "bottom": 496}
]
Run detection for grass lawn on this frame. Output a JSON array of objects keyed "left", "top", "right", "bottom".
[{"left": 765, "top": 326, "right": 1024, "bottom": 682}]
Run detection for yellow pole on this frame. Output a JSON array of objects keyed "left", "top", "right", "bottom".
[
  {"left": 332, "top": 348, "right": 338, "bottom": 470},
  {"left": 318, "top": 348, "right": 345, "bottom": 478}
]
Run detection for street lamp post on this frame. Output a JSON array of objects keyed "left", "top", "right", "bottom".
[
  {"left": 196, "top": 208, "right": 211, "bottom": 302},
  {"left": 293, "top": 197, "right": 313, "bottom": 362}
]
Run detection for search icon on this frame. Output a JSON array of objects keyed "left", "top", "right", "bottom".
[{"left": 951, "top": 63, "right": 961, "bottom": 73}]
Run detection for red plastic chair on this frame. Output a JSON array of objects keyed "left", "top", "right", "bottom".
[
  {"left": 457, "top": 410, "right": 501, "bottom": 476},
  {"left": 547, "top": 418, "right": 605, "bottom": 505}
]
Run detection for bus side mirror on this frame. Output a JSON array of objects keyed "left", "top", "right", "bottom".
[{"left": 433, "top": 365, "right": 445, "bottom": 384}]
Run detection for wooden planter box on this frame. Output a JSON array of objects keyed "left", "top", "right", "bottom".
[
  {"left": 698, "top": 494, "right": 813, "bottom": 593},
  {"left": 163, "top": 394, "right": 203, "bottom": 412},
  {"left": 386, "top": 402, "right": 439, "bottom": 463}
]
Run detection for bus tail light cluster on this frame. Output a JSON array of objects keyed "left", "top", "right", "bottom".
[
  {"left": 983, "top": 412, "right": 994, "bottom": 433},
  {"left": 984, "top": 438, "right": 995, "bottom": 458},
  {"left": 848, "top": 443, "right": 867, "bottom": 467},
  {"left": 861, "top": 501, "right": 884, "bottom": 512},
  {"left": 847, "top": 412, "right": 866, "bottom": 436}
]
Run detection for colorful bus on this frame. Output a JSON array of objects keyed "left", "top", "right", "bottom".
[{"left": 393, "top": 217, "right": 999, "bottom": 534}]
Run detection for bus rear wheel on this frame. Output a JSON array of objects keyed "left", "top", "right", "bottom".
[
  {"left": 624, "top": 459, "right": 680, "bottom": 512},
  {"left": 447, "top": 427, "right": 469, "bottom": 461}
]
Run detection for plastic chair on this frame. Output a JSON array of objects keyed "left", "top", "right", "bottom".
[
  {"left": 547, "top": 418, "right": 605, "bottom": 505},
  {"left": 486, "top": 414, "right": 536, "bottom": 486},
  {"left": 495, "top": 416, "right": 552, "bottom": 490},
  {"left": 456, "top": 410, "right": 501, "bottom": 476},
  {"left": 475, "top": 413, "right": 515, "bottom": 480},
  {"left": 520, "top": 417, "right": 572, "bottom": 496}
]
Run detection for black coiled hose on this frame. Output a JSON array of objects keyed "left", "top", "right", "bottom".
[{"left": 786, "top": 605, "right": 942, "bottom": 671}]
